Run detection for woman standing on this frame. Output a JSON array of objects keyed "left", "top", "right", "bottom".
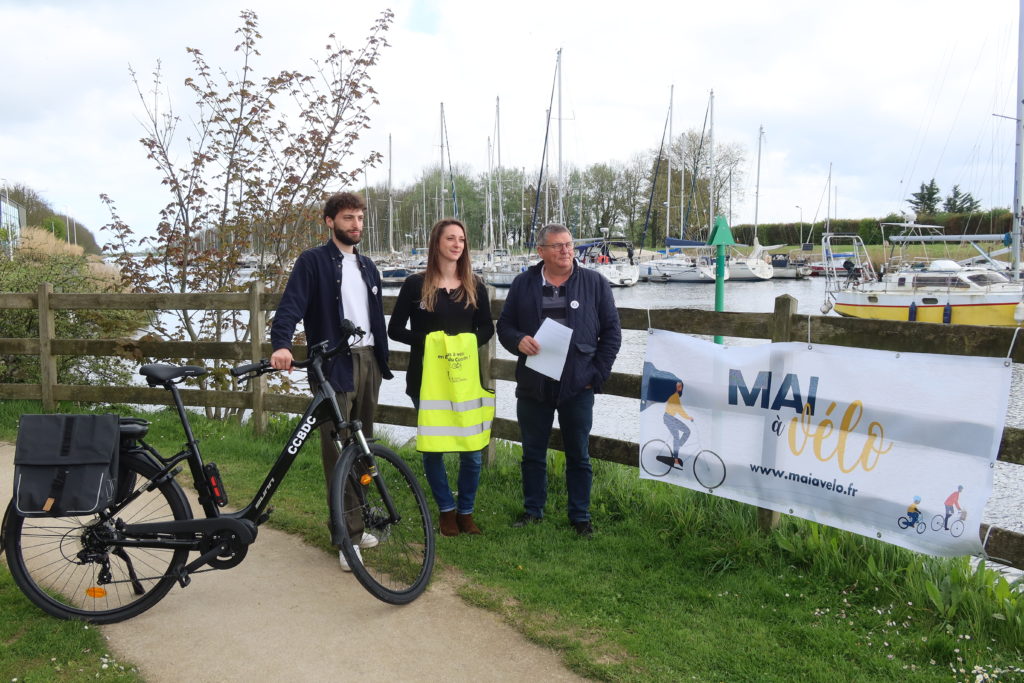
[{"left": 388, "top": 218, "right": 495, "bottom": 536}]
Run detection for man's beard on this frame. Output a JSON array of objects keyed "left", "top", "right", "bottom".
[{"left": 334, "top": 227, "right": 361, "bottom": 246}]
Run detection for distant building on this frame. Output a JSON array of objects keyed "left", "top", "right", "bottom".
[{"left": 0, "top": 193, "right": 24, "bottom": 258}]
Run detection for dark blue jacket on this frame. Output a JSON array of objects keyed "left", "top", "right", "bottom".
[
  {"left": 497, "top": 261, "right": 621, "bottom": 404},
  {"left": 270, "top": 242, "right": 392, "bottom": 392}
]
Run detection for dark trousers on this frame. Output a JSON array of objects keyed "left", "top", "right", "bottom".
[
  {"left": 317, "top": 347, "right": 382, "bottom": 545},
  {"left": 517, "top": 388, "right": 595, "bottom": 523}
]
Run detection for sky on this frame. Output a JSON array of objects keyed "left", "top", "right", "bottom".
[{"left": 1, "top": 0, "right": 1021, "bottom": 245}]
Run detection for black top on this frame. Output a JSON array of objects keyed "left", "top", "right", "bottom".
[
  {"left": 387, "top": 272, "right": 495, "bottom": 399},
  {"left": 270, "top": 242, "right": 392, "bottom": 391}
]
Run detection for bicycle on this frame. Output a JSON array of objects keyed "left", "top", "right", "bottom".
[
  {"left": 897, "top": 514, "right": 926, "bottom": 534},
  {"left": 931, "top": 510, "right": 966, "bottom": 538},
  {"left": 639, "top": 433, "right": 726, "bottom": 490},
  {"left": 1, "top": 322, "right": 435, "bottom": 623}
]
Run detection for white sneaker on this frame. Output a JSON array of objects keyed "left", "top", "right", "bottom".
[
  {"left": 338, "top": 545, "right": 362, "bottom": 572},
  {"left": 358, "top": 532, "right": 379, "bottom": 549}
]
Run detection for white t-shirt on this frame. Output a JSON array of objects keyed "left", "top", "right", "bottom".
[{"left": 340, "top": 251, "right": 374, "bottom": 347}]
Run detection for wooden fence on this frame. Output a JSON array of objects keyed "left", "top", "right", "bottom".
[{"left": 1, "top": 282, "right": 1022, "bottom": 569}]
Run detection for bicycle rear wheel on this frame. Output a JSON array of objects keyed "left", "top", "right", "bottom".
[
  {"left": 3, "top": 451, "right": 191, "bottom": 623},
  {"left": 640, "top": 439, "right": 673, "bottom": 477},
  {"left": 331, "top": 444, "right": 435, "bottom": 605}
]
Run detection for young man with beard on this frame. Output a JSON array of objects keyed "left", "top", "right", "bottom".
[{"left": 270, "top": 191, "right": 392, "bottom": 570}]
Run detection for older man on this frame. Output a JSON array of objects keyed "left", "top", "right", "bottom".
[{"left": 496, "top": 224, "right": 621, "bottom": 536}]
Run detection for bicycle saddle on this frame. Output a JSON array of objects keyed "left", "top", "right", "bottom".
[{"left": 140, "top": 364, "right": 209, "bottom": 385}]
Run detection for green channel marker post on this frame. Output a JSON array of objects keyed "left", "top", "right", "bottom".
[{"left": 707, "top": 215, "right": 735, "bottom": 345}]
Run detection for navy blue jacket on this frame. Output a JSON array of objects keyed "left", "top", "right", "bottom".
[
  {"left": 497, "top": 261, "right": 621, "bottom": 404},
  {"left": 270, "top": 242, "right": 392, "bottom": 392}
]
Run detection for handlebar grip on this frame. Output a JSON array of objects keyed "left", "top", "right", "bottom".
[{"left": 230, "top": 360, "right": 269, "bottom": 377}]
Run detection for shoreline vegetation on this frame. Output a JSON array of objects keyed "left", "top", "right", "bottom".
[{"left": 0, "top": 400, "right": 1020, "bottom": 682}]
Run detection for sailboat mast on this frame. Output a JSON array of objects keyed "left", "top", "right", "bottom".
[
  {"left": 708, "top": 89, "right": 715, "bottom": 234},
  {"left": 486, "top": 136, "right": 494, "bottom": 250},
  {"left": 1013, "top": 0, "right": 1023, "bottom": 278},
  {"left": 667, "top": 85, "right": 673, "bottom": 240},
  {"left": 754, "top": 125, "right": 763, "bottom": 243},
  {"left": 557, "top": 48, "right": 564, "bottom": 224},
  {"left": 496, "top": 96, "right": 505, "bottom": 247},
  {"left": 388, "top": 134, "right": 395, "bottom": 253},
  {"left": 439, "top": 103, "right": 446, "bottom": 218}
]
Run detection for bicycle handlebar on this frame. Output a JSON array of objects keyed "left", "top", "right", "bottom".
[{"left": 229, "top": 321, "right": 365, "bottom": 381}]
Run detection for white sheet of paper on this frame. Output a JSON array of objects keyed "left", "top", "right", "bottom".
[{"left": 525, "top": 317, "right": 573, "bottom": 380}]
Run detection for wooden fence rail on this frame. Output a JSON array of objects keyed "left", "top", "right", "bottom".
[{"left": 1, "top": 283, "right": 1022, "bottom": 569}]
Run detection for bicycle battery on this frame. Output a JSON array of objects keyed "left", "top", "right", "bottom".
[{"left": 203, "top": 463, "right": 229, "bottom": 507}]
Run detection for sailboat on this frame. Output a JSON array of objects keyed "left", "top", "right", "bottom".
[
  {"left": 822, "top": 224, "right": 1024, "bottom": 325},
  {"left": 643, "top": 86, "right": 726, "bottom": 284},
  {"left": 726, "top": 125, "right": 773, "bottom": 281},
  {"left": 822, "top": 6, "right": 1024, "bottom": 327}
]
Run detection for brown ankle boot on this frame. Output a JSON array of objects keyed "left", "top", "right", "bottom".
[
  {"left": 456, "top": 513, "right": 482, "bottom": 535},
  {"left": 439, "top": 510, "right": 459, "bottom": 537}
]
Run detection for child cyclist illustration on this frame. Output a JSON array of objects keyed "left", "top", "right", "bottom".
[
  {"left": 664, "top": 381, "right": 695, "bottom": 464},
  {"left": 906, "top": 496, "right": 922, "bottom": 526}
]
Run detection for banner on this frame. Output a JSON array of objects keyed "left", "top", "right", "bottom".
[{"left": 639, "top": 330, "right": 1011, "bottom": 557}]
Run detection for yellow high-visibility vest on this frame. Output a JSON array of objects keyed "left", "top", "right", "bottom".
[{"left": 416, "top": 331, "right": 495, "bottom": 452}]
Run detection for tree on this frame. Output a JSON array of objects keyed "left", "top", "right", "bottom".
[
  {"left": 101, "top": 10, "right": 393, "bottom": 414},
  {"left": 3, "top": 182, "right": 100, "bottom": 254},
  {"left": 0, "top": 229, "right": 142, "bottom": 387},
  {"left": 908, "top": 178, "right": 941, "bottom": 215},
  {"left": 943, "top": 185, "right": 982, "bottom": 213}
]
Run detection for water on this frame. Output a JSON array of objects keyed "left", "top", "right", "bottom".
[{"left": 380, "top": 277, "right": 1023, "bottom": 535}]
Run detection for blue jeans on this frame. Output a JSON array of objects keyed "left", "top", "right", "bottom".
[
  {"left": 517, "top": 389, "right": 594, "bottom": 523},
  {"left": 421, "top": 451, "right": 482, "bottom": 514},
  {"left": 411, "top": 397, "right": 483, "bottom": 514}
]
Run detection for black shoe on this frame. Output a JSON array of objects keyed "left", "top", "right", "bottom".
[
  {"left": 513, "top": 512, "right": 542, "bottom": 528},
  {"left": 572, "top": 520, "right": 593, "bottom": 537}
]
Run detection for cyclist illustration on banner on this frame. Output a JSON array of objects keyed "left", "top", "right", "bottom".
[
  {"left": 897, "top": 495, "right": 926, "bottom": 534},
  {"left": 640, "top": 368, "right": 726, "bottom": 490}
]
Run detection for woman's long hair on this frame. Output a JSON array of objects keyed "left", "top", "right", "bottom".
[{"left": 421, "top": 218, "right": 479, "bottom": 312}]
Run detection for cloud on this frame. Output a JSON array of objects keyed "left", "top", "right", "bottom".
[{"left": 0, "top": 0, "right": 1018, "bottom": 243}]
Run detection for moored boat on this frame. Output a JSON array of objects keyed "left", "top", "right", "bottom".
[{"left": 821, "top": 227, "right": 1024, "bottom": 326}]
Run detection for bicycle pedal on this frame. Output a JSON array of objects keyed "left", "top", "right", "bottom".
[{"left": 256, "top": 507, "right": 274, "bottom": 525}]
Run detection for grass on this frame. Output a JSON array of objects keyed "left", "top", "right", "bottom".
[
  {"left": 0, "top": 565, "right": 141, "bottom": 681},
  {"left": 1, "top": 399, "right": 1022, "bottom": 682}
]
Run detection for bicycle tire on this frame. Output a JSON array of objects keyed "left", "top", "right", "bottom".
[
  {"left": 949, "top": 519, "right": 965, "bottom": 538},
  {"left": 916, "top": 522, "right": 926, "bottom": 535},
  {"left": 931, "top": 514, "right": 946, "bottom": 532},
  {"left": 331, "top": 444, "right": 435, "bottom": 605},
  {"left": 4, "top": 451, "right": 192, "bottom": 623},
  {"left": 897, "top": 516, "right": 911, "bottom": 529},
  {"left": 640, "top": 439, "right": 673, "bottom": 477},
  {"left": 693, "top": 450, "right": 726, "bottom": 490}
]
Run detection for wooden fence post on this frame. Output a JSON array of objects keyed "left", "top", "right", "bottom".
[
  {"left": 38, "top": 283, "right": 57, "bottom": 412},
  {"left": 249, "top": 281, "right": 267, "bottom": 434},
  {"left": 482, "top": 285, "right": 498, "bottom": 466},
  {"left": 756, "top": 294, "right": 799, "bottom": 532}
]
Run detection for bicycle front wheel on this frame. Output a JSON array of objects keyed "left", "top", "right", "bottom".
[
  {"left": 331, "top": 444, "right": 435, "bottom": 605},
  {"left": 693, "top": 450, "right": 726, "bottom": 490},
  {"left": 4, "top": 451, "right": 192, "bottom": 623},
  {"left": 949, "top": 519, "right": 965, "bottom": 538}
]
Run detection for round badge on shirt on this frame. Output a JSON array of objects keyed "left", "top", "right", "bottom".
[
  {"left": 372, "top": 286, "right": 379, "bottom": 295},
  {"left": 570, "top": 300, "right": 580, "bottom": 309}
]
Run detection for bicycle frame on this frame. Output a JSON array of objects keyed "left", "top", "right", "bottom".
[{"left": 94, "top": 341, "right": 384, "bottom": 569}]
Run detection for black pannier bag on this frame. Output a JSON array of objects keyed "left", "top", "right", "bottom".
[{"left": 13, "top": 414, "right": 120, "bottom": 517}]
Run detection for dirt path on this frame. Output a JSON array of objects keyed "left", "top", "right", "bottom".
[{"left": 1, "top": 444, "right": 585, "bottom": 682}]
